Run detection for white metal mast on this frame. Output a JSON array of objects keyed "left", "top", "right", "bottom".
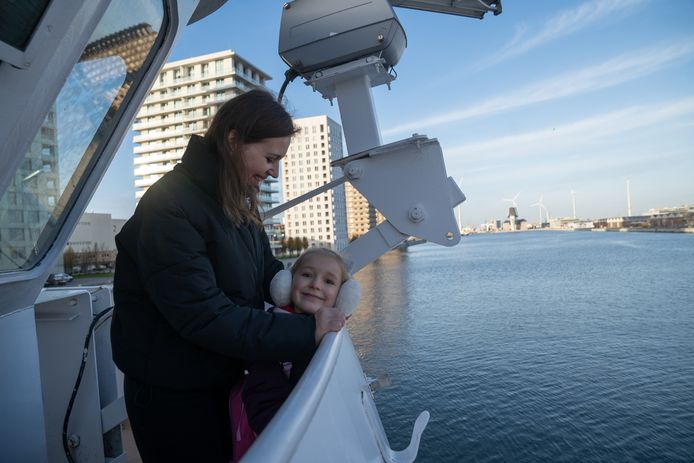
[{"left": 571, "top": 189, "right": 577, "bottom": 219}]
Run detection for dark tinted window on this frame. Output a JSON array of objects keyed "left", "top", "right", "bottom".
[{"left": 0, "top": 0, "right": 50, "bottom": 50}]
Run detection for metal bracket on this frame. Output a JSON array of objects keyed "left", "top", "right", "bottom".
[
  {"left": 305, "top": 55, "right": 394, "bottom": 101},
  {"left": 264, "top": 134, "right": 465, "bottom": 274},
  {"left": 342, "top": 136, "right": 464, "bottom": 244}
]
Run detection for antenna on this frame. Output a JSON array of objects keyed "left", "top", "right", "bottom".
[
  {"left": 570, "top": 189, "right": 577, "bottom": 219},
  {"left": 626, "top": 179, "right": 632, "bottom": 216}
]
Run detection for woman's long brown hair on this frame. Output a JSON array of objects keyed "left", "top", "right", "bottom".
[{"left": 203, "top": 90, "right": 296, "bottom": 226}]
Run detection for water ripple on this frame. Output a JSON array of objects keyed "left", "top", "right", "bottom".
[{"left": 351, "top": 232, "right": 694, "bottom": 462}]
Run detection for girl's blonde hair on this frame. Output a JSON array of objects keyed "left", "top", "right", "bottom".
[{"left": 290, "top": 248, "right": 349, "bottom": 283}]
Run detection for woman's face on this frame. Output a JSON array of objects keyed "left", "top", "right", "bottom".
[
  {"left": 290, "top": 254, "right": 343, "bottom": 314},
  {"left": 236, "top": 135, "right": 291, "bottom": 188}
]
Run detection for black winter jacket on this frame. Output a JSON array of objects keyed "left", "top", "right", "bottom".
[{"left": 111, "top": 135, "right": 316, "bottom": 390}]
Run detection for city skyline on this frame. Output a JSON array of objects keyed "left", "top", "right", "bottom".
[{"left": 88, "top": 0, "right": 694, "bottom": 227}]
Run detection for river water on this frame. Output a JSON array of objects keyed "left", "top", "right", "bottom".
[{"left": 348, "top": 231, "right": 694, "bottom": 462}]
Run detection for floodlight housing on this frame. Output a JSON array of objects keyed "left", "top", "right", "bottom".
[{"left": 279, "top": 0, "right": 406, "bottom": 75}]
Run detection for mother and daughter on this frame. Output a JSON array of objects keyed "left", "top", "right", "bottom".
[{"left": 111, "top": 90, "right": 356, "bottom": 462}]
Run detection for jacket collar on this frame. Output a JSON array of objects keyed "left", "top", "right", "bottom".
[
  {"left": 177, "top": 135, "right": 219, "bottom": 200},
  {"left": 178, "top": 135, "right": 260, "bottom": 264}
]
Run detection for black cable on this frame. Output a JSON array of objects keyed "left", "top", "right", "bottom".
[
  {"left": 277, "top": 68, "right": 300, "bottom": 104},
  {"left": 390, "top": 66, "right": 398, "bottom": 80},
  {"left": 62, "top": 305, "right": 114, "bottom": 463}
]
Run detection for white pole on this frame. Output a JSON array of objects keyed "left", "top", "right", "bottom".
[
  {"left": 454, "top": 204, "right": 461, "bottom": 232},
  {"left": 571, "top": 189, "right": 576, "bottom": 219},
  {"left": 456, "top": 177, "right": 464, "bottom": 232},
  {"left": 627, "top": 179, "right": 632, "bottom": 216},
  {"left": 334, "top": 74, "right": 382, "bottom": 153}
]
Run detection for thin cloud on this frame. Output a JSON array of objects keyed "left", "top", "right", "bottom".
[
  {"left": 445, "top": 96, "right": 694, "bottom": 162},
  {"left": 383, "top": 41, "right": 694, "bottom": 137},
  {"left": 459, "top": 146, "right": 690, "bottom": 191},
  {"left": 474, "top": 0, "right": 647, "bottom": 70}
]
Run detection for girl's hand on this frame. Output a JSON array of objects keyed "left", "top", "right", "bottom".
[{"left": 314, "top": 307, "right": 346, "bottom": 345}]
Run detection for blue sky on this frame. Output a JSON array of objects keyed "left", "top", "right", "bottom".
[{"left": 89, "top": 0, "right": 694, "bottom": 226}]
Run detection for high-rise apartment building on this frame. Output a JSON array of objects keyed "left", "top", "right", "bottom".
[
  {"left": 344, "top": 184, "right": 384, "bottom": 240},
  {"left": 281, "top": 116, "right": 348, "bottom": 251},
  {"left": 132, "top": 50, "right": 270, "bottom": 197},
  {"left": 131, "top": 50, "right": 282, "bottom": 250}
]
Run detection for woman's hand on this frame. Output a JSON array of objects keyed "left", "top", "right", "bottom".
[{"left": 314, "top": 307, "right": 346, "bottom": 345}]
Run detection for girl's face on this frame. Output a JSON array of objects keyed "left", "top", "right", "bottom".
[
  {"left": 235, "top": 135, "right": 291, "bottom": 188},
  {"left": 290, "top": 254, "right": 344, "bottom": 314}
]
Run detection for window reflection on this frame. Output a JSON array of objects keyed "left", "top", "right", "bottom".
[{"left": 0, "top": 1, "right": 164, "bottom": 272}]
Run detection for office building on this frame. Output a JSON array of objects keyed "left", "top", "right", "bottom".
[
  {"left": 62, "top": 212, "right": 126, "bottom": 272},
  {"left": 66, "top": 212, "right": 126, "bottom": 253},
  {"left": 0, "top": 107, "right": 60, "bottom": 272}
]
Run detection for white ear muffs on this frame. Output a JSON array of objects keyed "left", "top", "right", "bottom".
[
  {"left": 269, "top": 269, "right": 293, "bottom": 307},
  {"left": 334, "top": 278, "right": 361, "bottom": 317},
  {"left": 269, "top": 269, "right": 361, "bottom": 316}
]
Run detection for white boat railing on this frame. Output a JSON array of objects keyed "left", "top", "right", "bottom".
[
  {"left": 242, "top": 329, "right": 429, "bottom": 463},
  {"left": 241, "top": 330, "right": 345, "bottom": 462}
]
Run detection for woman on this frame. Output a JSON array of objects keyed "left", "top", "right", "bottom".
[{"left": 111, "top": 90, "right": 345, "bottom": 462}]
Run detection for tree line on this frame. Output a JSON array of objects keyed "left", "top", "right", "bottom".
[{"left": 279, "top": 236, "right": 309, "bottom": 256}]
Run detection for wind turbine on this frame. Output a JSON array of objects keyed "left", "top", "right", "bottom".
[
  {"left": 502, "top": 191, "right": 520, "bottom": 230},
  {"left": 626, "top": 179, "right": 632, "bottom": 216},
  {"left": 530, "top": 195, "right": 549, "bottom": 225},
  {"left": 502, "top": 191, "right": 520, "bottom": 209}
]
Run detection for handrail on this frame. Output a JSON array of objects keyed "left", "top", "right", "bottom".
[{"left": 240, "top": 330, "right": 344, "bottom": 462}]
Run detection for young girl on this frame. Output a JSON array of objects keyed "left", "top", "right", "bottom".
[{"left": 230, "top": 248, "right": 356, "bottom": 461}]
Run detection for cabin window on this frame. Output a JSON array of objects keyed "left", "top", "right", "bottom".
[{"left": 0, "top": 0, "right": 165, "bottom": 272}]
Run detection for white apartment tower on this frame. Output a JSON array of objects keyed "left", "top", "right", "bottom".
[
  {"left": 133, "top": 50, "right": 271, "bottom": 197},
  {"left": 344, "top": 184, "right": 384, "bottom": 240},
  {"left": 132, "top": 50, "right": 282, "bottom": 250},
  {"left": 281, "top": 116, "right": 348, "bottom": 251}
]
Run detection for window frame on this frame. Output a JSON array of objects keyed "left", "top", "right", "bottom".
[{"left": 0, "top": 0, "right": 189, "bottom": 312}]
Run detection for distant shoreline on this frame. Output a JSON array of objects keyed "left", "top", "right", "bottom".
[
  {"left": 595, "top": 227, "right": 694, "bottom": 234},
  {"left": 473, "top": 227, "right": 694, "bottom": 235}
]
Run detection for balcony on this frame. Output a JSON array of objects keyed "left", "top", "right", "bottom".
[
  {"left": 134, "top": 176, "right": 161, "bottom": 188},
  {"left": 134, "top": 163, "right": 176, "bottom": 177},
  {"left": 132, "top": 111, "right": 209, "bottom": 131},
  {"left": 133, "top": 125, "right": 204, "bottom": 143},
  {"left": 133, "top": 151, "right": 184, "bottom": 165},
  {"left": 152, "top": 70, "right": 221, "bottom": 90},
  {"left": 134, "top": 139, "right": 188, "bottom": 154},
  {"left": 137, "top": 81, "right": 257, "bottom": 121},
  {"left": 143, "top": 78, "right": 242, "bottom": 111}
]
